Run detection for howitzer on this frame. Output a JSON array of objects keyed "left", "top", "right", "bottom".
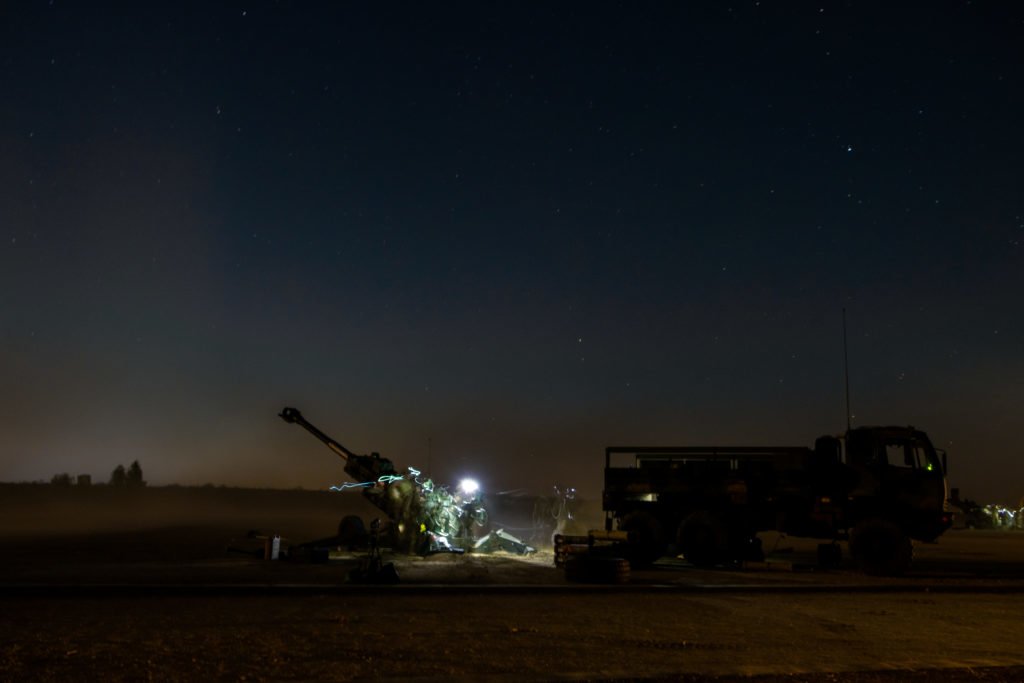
[{"left": 279, "top": 407, "right": 422, "bottom": 552}]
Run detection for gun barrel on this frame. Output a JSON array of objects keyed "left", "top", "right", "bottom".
[{"left": 278, "top": 406, "right": 355, "bottom": 461}]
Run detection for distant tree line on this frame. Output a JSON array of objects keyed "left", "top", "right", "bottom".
[
  {"left": 49, "top": 460, "right": 145, "bottom": 487},
  {"left": 109, "top": 460, "right": 146, "bottom": 487}
]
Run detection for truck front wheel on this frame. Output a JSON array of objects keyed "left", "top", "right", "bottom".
[
  {"left": 620, "top": 511, "right": 667, "bottom": 568},
  {"left": 677, "top": 510, "right": 727, "bottom": 567},
  {"left": 849, "top": 519, "right": 912, "bottom": 576}
]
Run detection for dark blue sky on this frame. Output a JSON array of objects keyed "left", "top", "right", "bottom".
[{"left": 2, "top": 2, "right": 1022, "bottom": 502}]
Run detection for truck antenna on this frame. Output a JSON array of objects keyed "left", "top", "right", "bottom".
[{"left": 843, "top": 308, "right": 852, "bottom": 431}]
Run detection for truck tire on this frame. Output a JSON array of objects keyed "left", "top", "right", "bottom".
[
  {"left": 620, "top": 511, "right": 667, "bottom": 568},
  {"left": 677, "top": 510, "right": 727, "bottom": 567},
  {"left": 817, "top": 542, "right": 842, "bottom": 569},
  {"left": 850, "top": 519, "right": 912, "bottom": 576}
]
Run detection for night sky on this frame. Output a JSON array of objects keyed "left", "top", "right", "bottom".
[{"left": 2, "top": 2, "right": 1022, "bottom": 503}]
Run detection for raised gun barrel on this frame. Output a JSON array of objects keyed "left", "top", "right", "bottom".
[
  {"left": 279, "top": 406, "right": 397, "bottom": 483},
  {"left": 279, "top": 407, "right": 356, "bottom": 461}
]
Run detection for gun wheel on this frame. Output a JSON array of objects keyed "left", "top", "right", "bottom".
[{"left": 337, "top": 515, "right": 367, "bottom": 549}]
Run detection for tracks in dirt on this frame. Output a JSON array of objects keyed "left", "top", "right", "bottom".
[{"left": 4, "top": 580, "right": 1024, "bottom": 597}]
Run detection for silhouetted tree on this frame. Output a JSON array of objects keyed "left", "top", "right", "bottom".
[
  {"left": 109, "top": 464, "right": 126, "bottom": 487},
  {"left": 50, "top": 473, "right": 72, "bottom": 486},
  {"left": 126, "top": 460, "right": 145, "bottom": 487}
]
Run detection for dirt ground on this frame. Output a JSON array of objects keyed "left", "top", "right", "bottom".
[{"left": 3, "top": 485, "right": 1024, "bottom": 682}]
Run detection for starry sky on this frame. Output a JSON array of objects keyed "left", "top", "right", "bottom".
[{"left": 2, "top": 2, "right": 1022, "bottom": 503}]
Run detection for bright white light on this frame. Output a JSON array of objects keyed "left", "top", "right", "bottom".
[{"left": 459, "top": 478, "right": 480, "bottom": 495}]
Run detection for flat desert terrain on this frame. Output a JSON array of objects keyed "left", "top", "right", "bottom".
[{"left": 2, "top": 485, "right": 1024, "bottom": 682}]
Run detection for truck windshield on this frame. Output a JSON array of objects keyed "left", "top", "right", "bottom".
[{"left": 884, "top": 439, "right": 939, "bottom": 471}]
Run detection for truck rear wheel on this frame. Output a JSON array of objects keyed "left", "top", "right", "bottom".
[
  {"left": 677, "top": 510, "right": 727, "bottom": 567},
  {"left": 850, "top": 519, "right": 912, "bottom": 576},
  {"left": 620, "top": 511, "right": 667, "bottom": 568}
]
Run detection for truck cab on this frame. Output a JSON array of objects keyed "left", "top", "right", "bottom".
[{"left": 843, "top": 426, "right": 950, "bottom": 543}]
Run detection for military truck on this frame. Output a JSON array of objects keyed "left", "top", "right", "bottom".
[{"left": 603, "top": 425, "right": 951, "bottom": 575}]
